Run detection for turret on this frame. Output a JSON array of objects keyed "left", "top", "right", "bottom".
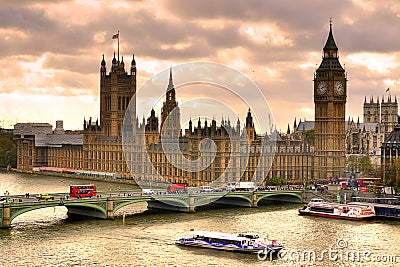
[
  {"left": 121, "top": 56, "right": 125, "bottom": 69},
  {"left": 100, "top": 54, "right": 106, "bottom": 76},
  {"left": 131, "top": 54, "right": 136, "bottom": 76},
  {"left": 245, "top": 108, "right": 256, "bottom": 143},
  {"left": 112, "top": 52, "right": 117, "bottom": 70},
  {"left": 188, "top": 117, "right": 192, "bottom": 132},
  {"left": 245, "top": 108, "right": 254, "bottom": 128},
  {"left": 211, "top": 119, "right": 217, "bottom": 134}
]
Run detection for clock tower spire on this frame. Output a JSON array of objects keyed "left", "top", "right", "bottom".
[{"left": 314, "top": 20, "right": 347, "bottom": 182}]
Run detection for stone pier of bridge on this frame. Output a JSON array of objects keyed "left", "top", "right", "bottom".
[
  {"left": 107, "top": 198, "right": 114, "bottom": 219},
  {"left": 1, "top": 203, "right": 10, "bottom": 228}
]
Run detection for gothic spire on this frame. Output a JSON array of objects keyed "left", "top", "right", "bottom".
[
  {"left": 165, "top": 67, "right": 176, "bottom": 103},
  {"left": 167, "top": 67, "right": 174, "bottom": 92},
  {"left": 131, "top": 54, "right": 136, "bottom": 65},
  {"left": 101, "top": 54, "right": 106, "bottom": 66},
  {"left": 317, "top": 20, "right": 343, "bottom": 71},
  {"left": 130, "top": 54, "right": 136, "bottom": 75},
  {"left": 323, "top": 18, "right": 338, "bottom": 53}
]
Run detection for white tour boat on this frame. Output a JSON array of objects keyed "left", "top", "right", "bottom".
[
  {"left": 175, "top": 230, "right": 283, "bottom": 255},
  {"left": 299, "top": 198, "right": 376, "bottom": 220}
]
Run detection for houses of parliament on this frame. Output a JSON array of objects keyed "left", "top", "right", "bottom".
[{"left": 14, "top": 24, "right": 397, "bottom": 186}]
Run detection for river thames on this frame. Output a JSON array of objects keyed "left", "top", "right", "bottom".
[{"left": 0, "top": 171, "right": 399, "bottom": 267}]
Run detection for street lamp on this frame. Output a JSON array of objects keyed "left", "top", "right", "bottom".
[{"left": 5, "top": 190, "right": 9, "bottom": 202}]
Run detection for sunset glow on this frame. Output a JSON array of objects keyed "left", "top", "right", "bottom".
[{"left": 0, "top": 0, "right": 399, "bottom": 131}]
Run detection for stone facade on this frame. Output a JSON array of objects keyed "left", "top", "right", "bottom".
[
  {"left": 15, "top": 25, "right": 350, "bottom": 185},
  {"left": 15, "top": 54, "right": 137, "bottom": 178},
  {"left": 346, "top": 96, "right": 398, "bottom": 166},
  {"left": 313, "top": 22, "right": 347, "bottom": 181},
  {"left": 381, "top": 125, "right": 400, "bottom": 182}
]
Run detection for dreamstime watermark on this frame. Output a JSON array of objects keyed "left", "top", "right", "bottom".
[
  {"left": 122, "top": 62, "right": 277, "bottom": 208},
  {"left": 257, "top": 238, "right": 400, "bottom": 264}
]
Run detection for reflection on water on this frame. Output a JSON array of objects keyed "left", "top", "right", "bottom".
[{"left": 1, "top": 172, "right": 400, "bottom": 266}]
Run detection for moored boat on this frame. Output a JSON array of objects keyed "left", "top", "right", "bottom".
[
  {"left": 175, "top": 230, "right": 283, "bottom": 255},
  {"left": 299, "top": 198, "right": 375, "bottom": 220}
]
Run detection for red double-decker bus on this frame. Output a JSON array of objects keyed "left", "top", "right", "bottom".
[
  {"left": 167, "top": 183, "right": 188, "bottom": 193},
  {"left": 70, "top": 184, "right": 97, "bottom": 198}
]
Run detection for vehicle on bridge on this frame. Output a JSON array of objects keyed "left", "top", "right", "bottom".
[
  {"left": 226, "top": 182, "right": 237, "bottom": 191},
  {"left": 168, "top": 184, "right": 188, "bottom": 193},
  {"left": 36, "top": 194, "right": 54, "bottom": 200},
  {"left": 142, "top": 189, "right": 154, "bottom": 195},
  {"left": 200, "top": 186, "right": 213, "bottom": 193},
  {"left": 235, "top": 182, "right": 257, "bottom": 191},
  {"left": 70, "top": 184, "right": 97, "bottom": 198}
]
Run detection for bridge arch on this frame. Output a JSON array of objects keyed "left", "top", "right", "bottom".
[
  {"left": 208, "top": 193, "right": 254, "bottom": 207},
  {"left": 64, "top": 202, "right": 108, "bottom": 218},
  {"left": 195, "top": 195, "right": 229, "bottom": 207},
  {"left": 113, "top": 196, "right": 190, "bottom": 214},
  {"left": 9, "top": 203, "right": 65, "bottom": 223},
  {"left": 113, "top": 198, "right": 151, "bottom": 213},
  {"left": 256, "top": 192, "right": 302, "bottom": 205}
]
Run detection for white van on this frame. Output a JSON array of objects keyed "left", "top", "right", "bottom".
[
  {"left": 142, "top": 189, "right": 154, "bottom": 195},
  {"left": 200, "top": 186, "right": 213, "bottom": 193}
]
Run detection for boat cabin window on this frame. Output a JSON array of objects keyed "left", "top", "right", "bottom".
[
  {"left": 238, "top": 233, "right": 259, "bottom": 239},
  {"left": 194, "top": 235, "right": 204, "bottom": 240},
  {"left": 207, "top": 238, "right": 241, "bottom": 245}
]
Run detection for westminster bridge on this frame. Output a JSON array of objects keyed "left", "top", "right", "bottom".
[{"left": 0, "top": 190, "right": 303, "bottom": 228}]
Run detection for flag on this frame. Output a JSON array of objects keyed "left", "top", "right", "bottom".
[
  {"left": 112, "top": 33, "right": 119, "bottom": 39},
  {"left": 386, "top": 87, "right": 390, "bottom": 92}
]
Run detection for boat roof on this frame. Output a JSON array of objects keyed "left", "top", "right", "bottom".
[
  {"left": 345, "top": 203, "right": 372, "bottom": 208},
  {"left": 190, "top": 231, "right": 256, "bottom": 241},
  {"left": 349, "top": 201, "right": 399, "bottom": 209}
]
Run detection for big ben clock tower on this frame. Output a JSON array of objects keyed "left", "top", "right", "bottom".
[{"left": 314, "top": 21, "right": 347, "bottom": 181}]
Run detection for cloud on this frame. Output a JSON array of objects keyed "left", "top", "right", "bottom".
[{"left": 0, "top": 0, "right": 399, "bottom": 131}]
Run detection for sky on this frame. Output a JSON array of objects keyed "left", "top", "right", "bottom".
[{"left": 0, "top": 0, "right": 400, "bottom": 132}]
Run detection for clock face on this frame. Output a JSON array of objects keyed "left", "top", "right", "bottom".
[
  {"left": 335, "top": 81, "right": 344, "bottom": 95},
  {"left": 317, "top": 81, "right": 327, "bottom": 95}
]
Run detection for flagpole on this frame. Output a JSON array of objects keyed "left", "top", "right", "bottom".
[{"left": 118, "top": 30, "right": 120, "bottom": 63}]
